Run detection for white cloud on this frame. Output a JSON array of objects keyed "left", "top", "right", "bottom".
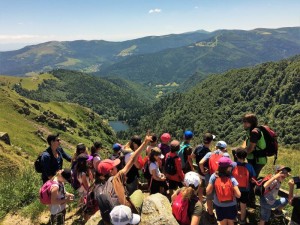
[
  {"left": 194, "top": 6, "right": 199, "bottom": 9},
  {"left": 149, "top": 8, "right": 161, "bottom": 14}
]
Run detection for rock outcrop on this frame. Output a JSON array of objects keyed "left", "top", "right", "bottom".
[
  {"left": 0, "top": 132, "right": 11, "bottom": 145},
  {"left": 140, "top": 193, "right": 178, "bottom": 225}
]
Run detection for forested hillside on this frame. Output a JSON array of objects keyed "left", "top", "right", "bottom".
[
  {"left": 131, "top": 55, "right": 300, "bottom": 148},
  {"left": 13, "top": 69, "right": 154, "bottom": 125},
  {"left": 100, "top": 27, "right": 300, "bottom": 85}
]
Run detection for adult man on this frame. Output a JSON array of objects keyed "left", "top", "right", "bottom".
[{"left": 41, "top": 134, "right": 71, "bottom": 183}]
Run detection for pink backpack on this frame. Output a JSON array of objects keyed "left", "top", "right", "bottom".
[{"left": 39, "top": 180, "right": 59, "bottom": 205}]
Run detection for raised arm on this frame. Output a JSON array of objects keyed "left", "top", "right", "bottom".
[{"left": 121, "top": 135, "right": 152, "bottom": 175}]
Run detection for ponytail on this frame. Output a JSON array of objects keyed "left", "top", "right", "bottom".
[{"left": 181, "top": 186, "right": 196, "bottom": 200}]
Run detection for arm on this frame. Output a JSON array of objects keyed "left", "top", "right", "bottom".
[
  {"left": 190, "top": 215, "right": 201, "bottom": 225},
  {"left": 41, "top": 153, "right": 54, "bottom": 180},
  {"left": 121, "top": 135, "right": 152, "bottom": 175},
  {"left": 199, "top": 157, "right": 207, "bottom": 174},
  {"left": 187, "top": 154, "right": 194, "bottom": 171},
  {"left": 60, "top": 148, "right": 72, "bottom": 162},
  {"left": 51, "top": 185, "right": 72, "bottom": 205},
  {"left": 233, "top": 185, "right": 241, "bottom": 198},
  {"left": 206, "top": 183, "right": 213, "bottom": 195},
  {"left": 151, "top": 168, "right": 166, "bottom": 181},
  {"left": 288, "top": 179, "right": 295, "bottom": 205},
  {"left": 263, "top": 172, "right": 283, "bottom": 189},
  {"left": 245, "top": 142, "right": 256, "bottom": 154}
]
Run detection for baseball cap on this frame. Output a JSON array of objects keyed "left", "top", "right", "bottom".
[
  {"left": 218, "top": 157, "right": 234, "bottom": 167},
  {"left": 275, "top": 165, "right": 291, "bottom": 173},
  {"left": 97, "top": 159, "right": 121, "bottom": 175},
  {"left": 203, "top": 133, "right": 216, "bottom": 143},
  {"left": 113, "top": 143, "right": 123, "bottom": 151},
  {"left": 184, "top": 171, "right": 201, "bottom": 188},
  {"left": 216, "top": 141, "right": 227, "bottom": 149},
  {"left": 184, "top": 130, "right": 193, "bottom": 140},
  {"left": 110, "top": 205, "right": 140, "bottom": 225},
  {"left": 161, "top": 133, "right": 171, "bottom": 143},
  {"left": 61, "top": 169, "right": 72, "bottom": 183}
]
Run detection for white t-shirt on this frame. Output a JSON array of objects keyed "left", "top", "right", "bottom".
[
  {"left": 149, "top": 162, "right": 162, "bottom": 177},
  {"left": 125, "top": 152, "right": 133, "bottom": 164},
  {"left": 93, "top": 155, "right": 101, "bottom": 169},
  {"left": 50, "top": 182, "right": 66, "bottom": 215}
]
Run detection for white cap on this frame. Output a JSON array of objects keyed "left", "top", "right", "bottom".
[
  {"left": 184, "top": 171, "right": 201, "bottom": 188},
  {"left": 216, "top": 141, "right": 227, "bottom": 149},
  {"left": 159, "top": 154, "right": 164, "bottom": 159},
  {"left": 110, "top": 205, "right": 140, "bottom": 225}
]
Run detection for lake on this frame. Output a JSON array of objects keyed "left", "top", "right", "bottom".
[{"left": 109, "top": 121, "right": 129, "bottom": 132}]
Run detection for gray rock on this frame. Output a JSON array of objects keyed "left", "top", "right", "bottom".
[
  {"left": 140, "top": 193, "right": 179, "bottom": 225},
  {"left": 0, "top": 132, "right": 11, "bottom": 145}
]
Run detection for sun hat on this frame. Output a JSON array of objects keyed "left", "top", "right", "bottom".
[
  {"left": 97, "top": 159, "right": 121, "bottom": 175},
  {"left": 218, "top": 157, "right": 235, "bottom": 167},
  {"left": 184, "top": 171, "right": 201, "bottom": 188},
  {"left": 110, "top": 205, "right": 140, "bottom": 225},
  {"left": 160, "top": 133, "right": 171, "bottom": 143},
  {"left": 216, "top": 141, "right": 227, "bottom": 149},
  {"left": 184, "top": 130, "right": 193, "bottom": 140}
]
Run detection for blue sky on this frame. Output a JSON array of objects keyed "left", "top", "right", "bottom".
[{"left": 0, "top": 0, "right": 299, "bottom": 50}]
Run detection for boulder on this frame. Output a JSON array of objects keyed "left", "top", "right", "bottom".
[
  {"left": 140, "top": 193, "right": 179, "bottom": 225},
  {"left": 0, "top": 132, "right": 11, "bottom": 145}
]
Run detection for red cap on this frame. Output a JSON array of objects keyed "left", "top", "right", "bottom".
[
  {"left": 97, "top": 159, "right": 121, "bottom": 175},
  {"left": 160, "top": 133, "right": 171, "bottom": 143}
]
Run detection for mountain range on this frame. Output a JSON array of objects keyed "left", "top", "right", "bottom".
[{"left": 1, "top": 27, "right": 300, "bottom": 86}]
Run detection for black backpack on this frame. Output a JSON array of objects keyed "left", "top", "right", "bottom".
[
  {"left": 34, "top": 153, "right": 44, "bottom": 173},
  {"left": 165, "top": 155, "right": 178, "bottom": 175},
  {"left": 194, "top": 144, "right": 210, "bottom": 165},
  {"left": 142, "top": 160, "right": 152, "bottom": 180}
]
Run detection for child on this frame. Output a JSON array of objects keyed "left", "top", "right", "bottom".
[
  {"left": 206, "top": 157, "right": 241, "bottom": 225},
  {"left": 178, "top": 130, "right": 194, "bottom": 173},
  {"left": 171, "top": 171, "right": 203, "bottom": 225},
  {"left": 165, "top": 140, "right": 184, "bottom": 197},
  {"left": 158, "top": 133, "right": 171, "bottom": 166},
  {"left": 50, "top": 169, "right": 74, "bottom": 225},
  {"left": 91, "top": 141, "right": 102, "bottom": 170},
  {"left": 259, "top": 165, "right": 290, "bottom": 225},
  {"left": 232, "top": 148, "right": 256, "bottom": 224},
  {"left": 288, "top": 177, "right": 300, "bottom": 225},
  {"left": 148, "top": 147, "right": 167, "bottom": 194},
  {"left": 75, "top": 153, "right": 90, "bottom": 204},
  {"left": 109, "top": 143, "right": 124, "bottom": 171},
  {"left": 110, "top": 205, "right": 141, "bottom": 225}
]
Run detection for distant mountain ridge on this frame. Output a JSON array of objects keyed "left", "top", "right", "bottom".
[{"left": 1, "top": 27, "right": 299, "bottom": 86}]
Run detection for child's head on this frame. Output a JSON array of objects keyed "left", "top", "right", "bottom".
[
  {"left": 76, "top": 143, "right": 87, "bottom": 156},
  {"left": 91, "top": 141, "right": 102, "bottom": 155},
  {"left": 149, "top": 133, "right": 157, "bottom": 146},
  {"left": 112, "top": 143, "right": 122, "bottom": 153},
  {"left": 203, "top": 133, "right": 215, "bottom": 145},
  {"left": 275, "top": 165, "right": 291, "bottom": 180},
  {"left": 182, "top": 172, "right": 201, "bottom": 198},
  {"left": 215, "top": 141, "right": 227, "bottom": 152},
  {"left": 129, "top": 135, "right": 142, "bottom": 150},
  {"left": 184, "top": 130, "right": 193, "bottom": 141},
  {"left": 235, "top": 147, "right": 247, "bottom": 161},
  {"left": 170, "top": 140, "right": 180, "bottom": 153},
  {"left": 149, "top": 147, "right": 164, "bottom": 162},
  {"left": 97, "top": 159, "right": 121, "bottom": 177},
  {"left": 160, "top": 133, "right": 171, "bottom": 144},
  {"left": 217, "top": 157, "right": 235, "bottom": 176},
  {"left": 57, "top": 169, "right": 72, "bottom": 183}
]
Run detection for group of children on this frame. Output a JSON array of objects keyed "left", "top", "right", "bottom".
[{"left": 41, "top": 130, "right": 299, "bottom": 225}]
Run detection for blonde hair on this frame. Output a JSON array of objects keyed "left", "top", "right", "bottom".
[{"left": 181, "top": 186, "right": 195, "bottom": 200}]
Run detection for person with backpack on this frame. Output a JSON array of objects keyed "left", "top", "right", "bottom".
[
  {"left": 91, "top": 141, "right": 102, "bottom": 170},
  {"left": 148, "top": 147, "right": 167, "bottom": 195},
  {"left": 232, "top": 148, "right": 256, "bottom": 225},
  {"left": 165, "top": 140, "right": 184, "bottom": 197},
  {"left": 40, "top": 169, "right": 74, "bottom": 225},
  {"left": 123, "top": 135, "right": 144, "bottom": 195},
  {"left": 94, "top": 134, "right": 152, "bottom": 224},
  {"left": 206, "top": 157, "right": 241, "bottom": 225},
  {"left": 199, "top": 140, "right": 228, "bottom": 223},
  {"left": 40, "top": 134, "right": 71, "bottom": 184},
  {"left": 191, "top": 132, "right": 215, "bottom": 202},
  {"left": 158, "top": 132, "right": 171, "bottom": 167},
  {"left": 171, "top": 171, "right": 203, "bottom": 225},
  {"left": 288, "top": 177, "right": 300, "bottom": 225},
  {"left": 178, "top": 130, "right": 194, "bottom": 173},
  {"left": 109, "top": 143, "right": 125, "bottom": 171},
  {"left": 259, "top": 165, "right": 290, "bottom": 225},
  {"left": 242, "top": 113, "right": 268, "bottom": 208}
]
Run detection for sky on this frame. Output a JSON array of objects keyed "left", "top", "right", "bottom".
[{"left": 0, "top": 0, "right": 299, "bottom": 51}]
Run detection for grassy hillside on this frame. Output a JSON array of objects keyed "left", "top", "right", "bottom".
[
  {"left": 13, "top": 70, "right": 154, "bottom": 125},
  {"left": 0, "top": 75, "right": 117, "bottom": 219},
  {"left": 100, "top": 27, "right": 300, "bottom": 85},
  {"left": 131, "top": 55, "right": 300, "bottom": 149}
]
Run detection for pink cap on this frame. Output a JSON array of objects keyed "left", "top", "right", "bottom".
[
  {"left": 160, "top": 133, "right": 171, "bottom": 143},
  {"left": 97, "top": 159, "right": 121, "bottom": 175}
]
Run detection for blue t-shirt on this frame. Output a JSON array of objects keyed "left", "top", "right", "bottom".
[
  {"left": 235, "top": 162, "right": 256, "bottom": 191},
  {"left": 209, "top": 173, "right": 239, "bottom": 207}
]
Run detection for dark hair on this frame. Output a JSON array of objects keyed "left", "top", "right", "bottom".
[
  {"left": 235, "top": 147, "right": 247, "bottom": 159},
  {"left": 91, "top": 141, "right": 102, "bottom": 155},
  {"left": 150, "top": 133, "right": 157, "bottom": 143},
  {"left": 216, "top": 165, "right": 231, "bottom": 177},
  {"left": 47, "top": 134, "right": 59, "bottom": 145},
  {"left": 149, "top": 147, "right": 161, "bottom": 163},
  {"left": 170, "top": 144, "right": 180, "bottom": 153},
  {"left": 203, "top": 133, "right": 214, "bottom": 144},
  {"left": 242, "top": 113, "right": 258, "bottom": 129},
  {"left": 76, "top": 158, "right": 88, "bottom": 173},
  {"left": 130, "top": 135, "right": 142, "bottom": 150}
]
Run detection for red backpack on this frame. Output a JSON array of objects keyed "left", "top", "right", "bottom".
[
  {"left": 208, "top": 152, "right": 223, "bottom": 175},
  {"left": 214, "top": 176, "right": 234, "bottom": 203},
  {"left": 39, "top": 180, "right": 59, "bottom": 205},
  {"left": 232, "top": 164, "right": 250, "bottom": 188},
  {"left": 172, "top": 192, "right": 197, "bottom": 225}
]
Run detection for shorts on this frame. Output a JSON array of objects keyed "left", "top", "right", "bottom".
[
  {"left": 215, "top": 204, "right": 237, "bottom": 221},
  {"left": 238, "top": 191, "right": 249, "bottom": 204},
  {"left": 260, "top": 196, "right": 288, "bottom": 222},
  {"left": 150, "top": 179, "right": 168, "bottom": 194},
  {"left": 168, "top": 179, "right": 183, "bottom": 190}
]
